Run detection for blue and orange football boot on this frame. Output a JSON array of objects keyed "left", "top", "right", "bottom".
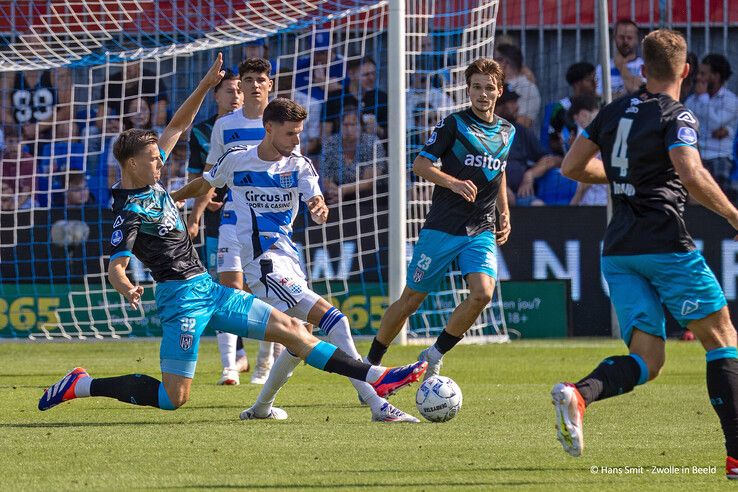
[
  {"left": 38, "top": 367, "right": 89, "bottom": 411},
  {"left": 371, "top": 361, "right": 427, "bottom": 398}
]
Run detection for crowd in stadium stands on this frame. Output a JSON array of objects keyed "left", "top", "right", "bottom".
[{"left": 3, "top": 20, "right": 738, "bottom": 212}]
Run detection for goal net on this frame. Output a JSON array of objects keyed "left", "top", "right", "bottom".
[{"left": 0, "top": 0, "right": 505, "bottom": 342}]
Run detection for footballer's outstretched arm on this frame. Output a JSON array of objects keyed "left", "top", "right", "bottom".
[
  {"left": 108, "top": 256, "right": 144, "bottom": 310},
  {"left": 412, "top": 155, "right": 477, "bottom": 202},
  {"left": 670, "top": 145, "right": 738, "bottom": 236},
  {"left": 158, "top": 53, "right": 226, "bottom": 158},
  {"left": 171, "top": 176, "right": 213, "bottom": 202},
  {"left": 561, "top": 135, "right": 609, "bottom": 184}
]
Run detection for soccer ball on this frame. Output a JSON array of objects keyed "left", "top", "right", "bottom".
[{"left": 415, "top": 375, "right": 462, "bottom": 422}]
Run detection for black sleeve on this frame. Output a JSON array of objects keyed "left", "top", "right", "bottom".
[
  {"left": 419, "top": 115, "right": 457, "bottom": 161},
  {"left": 664, "top": 107, "right": 700, "bottom": 151},
  {"left": 109, "top": 210, "right": 141, "bottom": 260}
]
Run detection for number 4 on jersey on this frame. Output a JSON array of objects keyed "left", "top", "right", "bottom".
[{"left": 612, "top": 118, "right": 633, "bottom": 178}]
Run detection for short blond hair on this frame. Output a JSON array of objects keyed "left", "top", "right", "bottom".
[{"left": 642, "top": 29, "right": 687, "bottom": 82}]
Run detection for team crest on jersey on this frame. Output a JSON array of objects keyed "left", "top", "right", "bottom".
[
  {"left": 425, "top": 131, "right": 437, "bottom": 146},
  {"left": 501, "top": 131, "right": 509, "bottom": 146},
  {"left": 279, "top": 172, "right": 294, "bottom": 188},
  {"left": 678, "top": 127, "right": 698, "bottom": 145},
  {"left": 413, "top": 267, "right": 425, "bottom": 283},
  {"left": 113, "top": 215, "right": 124, "bottom": 228},
  {"left": 179, "top": 333, "right": 194, "bottom": 351},
  {"left": 111, "top": 229, "right": 123, "bottom": 246},
  {"left": 677, "top": 111, "right": 697, "bottom": 124}
]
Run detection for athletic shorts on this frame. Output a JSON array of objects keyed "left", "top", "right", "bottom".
[
  {"left": 217, "top": 223, "right": 242, "bottom": 273},
  {"left": 243, "top": 250, "right": 321, "bottom": 320},
  {"left": 601, "top": 250, "right": 726, "bottom": 345},
  {"left": 406, "top": 229, "right": 497, "bottom": 293},
  {"left": 156, "top": 272, "right": 273, "bottom": 378}
]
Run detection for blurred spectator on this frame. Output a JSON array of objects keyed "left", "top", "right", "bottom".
[
  {"left": 319, "top": 108, "right": 386, "bottom": 204},
  {"left": 0, "top": 125, "right": 35, "bottom": 207},
  {"left": 680, "top": 52, "right": 699, "bottom": 103},
  {"left": 123, "top": 97, "right": 164, "bottom": 134},
  {"left": 494, "top": 43, "right": 541, "bottom": 128},
  {"left": 415, "top": 34, "right": 453, "bottom": 88},
  {"left": 325, "top": 57, "right": 388, "bottom": 139},
  {"left": 295, "top": 31, "right": 344, "bottom": 101},
  {"left": 276, "top": 67, "right": 321, "bottom": 155},
  {"left": 685, "top": 53, "right": 738, "bottom": 198},
  {"left": 596, "top": 19, "right": 644, "bottom": 98},
  {"left": 406, "top": 73, "right": 454, "bottom": 132},
  {"left": 568, "top": 95, "right": 607, "bottom": 206},
  {"left": 494, "top": 86, "right": 560, "bottom": 206},
  {"left": 100, "top": 59, "right": 169, "bottom": 127},
  {"left": 38, "top": 120, "right": 85, "bottom": 207},
  {"left": 495, "top": 34, "right": 538, "bottom": 84},
  {"left": 241, "top": 39, "right": 276, "bottom": 74},
  {"left": 540, "top": 62, "right": 596, "bottom": 156},
  {"left": 65, "top": 173, "right": 94, "bottom": 207},
  {"left": 1, "top": 68, "right": 72, "bottom": 148}
]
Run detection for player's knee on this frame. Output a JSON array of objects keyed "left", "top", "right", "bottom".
[
  {"left": 162, "top": 383, "right": 190, "bottom": 409},
  {"left": 468, "top": 288, "right": 493, "bottom": 308},
  {"left": 400, "top": 289, "right": 426, "bottom": 313}
]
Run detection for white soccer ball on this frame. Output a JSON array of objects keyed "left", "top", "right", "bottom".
[{"left": 415, "top": 375, "right": 462, "bottom": 422}]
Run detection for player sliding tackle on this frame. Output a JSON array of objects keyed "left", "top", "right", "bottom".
[
  {"left": 171, "top": 98, "right": 420, "bottom": 422},
  {"left": 366, "top": 58, "right": 514, "bottom": 379},
  {"left": 38, "top": 55, "right": 426, "bottom": 413},
  {"left": 551, "top": 30, "right": 738, "bottom": 480}
]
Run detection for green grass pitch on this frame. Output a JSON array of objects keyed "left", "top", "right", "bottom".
[{"left": 0, "top": 339, "right": 734, "bottom": 490}]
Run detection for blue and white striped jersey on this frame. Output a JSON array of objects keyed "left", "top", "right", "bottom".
[{"left": 203, "top": 145, "right": 321, "bottom": 266}]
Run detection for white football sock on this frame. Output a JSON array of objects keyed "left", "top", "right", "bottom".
[
  {"left": 366, "top": 366, "right": 386, "bottom": 384},
  {"left": 217, "top": 332, "right": 238, "bottom": 369},
  {"left": 427, "top": 345, "right": 444, "bottom": 361},
  {"left": 74, "top": 376, "right": 92, "bottom": 398},
  {"left": 256, "top": 341, "right": 274, "bottom": 370},
  {"left": 326, "top": 316, "right": 384, "bottom": 413},
  {"left": 252, "top": 350, "right": 301, "bottom": 415}
]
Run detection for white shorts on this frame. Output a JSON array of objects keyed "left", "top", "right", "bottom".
[
  {"left": 216, "top": 224, "right": 242, "bottom": 273},
  {"left": 243, "top": 251, "right": 321, "bottom": 319}
]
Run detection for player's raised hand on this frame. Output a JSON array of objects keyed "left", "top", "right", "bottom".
[
  {"left": 308, "top": 195, "right": 329, "bottom": 224},
  {"left": 200, "top": 52, "right": 226, "bottom": 89},
  {"left": 126, "top": 286, "right": 144, "bottom": 310},
  {"left": 450, "top": 179, "right": 477, "bottom": 202},
  {"left": 496, "top": 212, "right": 511, "bottom": 245}
]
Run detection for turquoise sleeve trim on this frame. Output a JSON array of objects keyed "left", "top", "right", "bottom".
[
  {"left": 159, "top": 147, "right": 168, "bottom": 164},
  {"left": 668, "top": 142, "right": 696, "bottom": 151},
  {"left": 629, "top": 353, "right": 649, "bottom": 386},
  {"left": 157, "top": 382, "right": 176, "bottom": 410},
  {"left": 305, "top": 340, "right": 338, "bottom": 370},
  {"left": 419, "top": 151, "right": 438, "bottom": 162},
  {"left": 706, "top": 346, "right": 738, "bottom": 362},
  {"left": 581, "top": 129, "right": 590, "bottom": 139},
  {"left": 110, "top": 251, "right": 133, "bottom": 260},
  {"left": 186, "top": 166, "right": 202, "bottom": 175}
]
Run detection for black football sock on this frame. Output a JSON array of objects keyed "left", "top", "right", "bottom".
[
  {"left": 706, "top": 347, "right": 738, "bottom": 458},
  {"left": 90, "top": 374, "right": 175, "bottom": 409},
  {"left": 433, "top": 329, "right": 464, "bottom": 355},
  {"left": 574, "top": 354, "right": 646, "bottom": 406},
  {"left": 367, "top": 337, "right": 388, "bottom": 365},
  {"left": 305, "top": 341, "right": 371, "bottom": 381}
]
